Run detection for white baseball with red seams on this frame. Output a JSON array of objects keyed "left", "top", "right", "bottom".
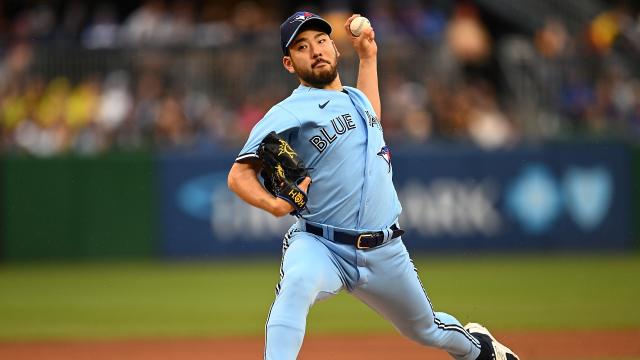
[{"left": 349, "top": 16, "right": 371, "bottom": 37}]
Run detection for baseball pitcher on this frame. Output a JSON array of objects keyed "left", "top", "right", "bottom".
[{"left": 227, "top": 11, "right": 519, "bottom": 360}]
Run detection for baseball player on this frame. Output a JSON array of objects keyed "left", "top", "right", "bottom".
[{"left": 227, "top": 11, "right": 519, "bottom": 360}]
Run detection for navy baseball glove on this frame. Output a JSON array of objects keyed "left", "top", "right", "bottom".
[{"left": 257, "top": 131, "right": 310, "bottom": 215}]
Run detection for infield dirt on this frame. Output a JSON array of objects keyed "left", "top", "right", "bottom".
[{"left": 1, "top": 329, "right": 639, "bottom": 360}]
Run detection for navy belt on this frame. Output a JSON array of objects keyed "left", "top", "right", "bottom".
[{"left": 305, "top": 223, "right": 405, "bottom": 249}]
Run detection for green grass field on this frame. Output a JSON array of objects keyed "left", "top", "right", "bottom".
[{"left": 0, "top": 253, "right": 639, "bottom": 341}]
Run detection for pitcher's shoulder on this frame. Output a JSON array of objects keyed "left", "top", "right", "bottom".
[
  {"left": 342, "top": 86, "right": 368, "bottom": 99},
  {"left": 276, "top": 91, "right": 323, "bottom": 114}
]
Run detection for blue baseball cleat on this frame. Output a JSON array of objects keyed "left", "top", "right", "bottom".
[{"left": 464, "top": 323, "right": 520, "bottom": 360}]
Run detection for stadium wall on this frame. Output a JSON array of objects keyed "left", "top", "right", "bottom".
[
  {"left": 634, "top": 145, "right": 640, "bottom": 250},
  {"left": 159, "top": 142, "right": 632, "bottom": 257},
  {"left": 0, "top": 142, "right": 637, "bottom": 261},
  {"left": 0, "top": 152, "right": 156, "bottom": 261}
]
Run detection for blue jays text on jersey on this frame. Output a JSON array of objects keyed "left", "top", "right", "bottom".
[
  {"left": 236, "top": 84, "right": 401, "bottom": 231},
  {"left": 308, "top": 112, "right": 355, "bottom": 152}
]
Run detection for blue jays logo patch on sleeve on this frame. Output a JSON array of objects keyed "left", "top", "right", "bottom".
[{"left": 377, "top": 145, "right": 392, "bottom": 172}]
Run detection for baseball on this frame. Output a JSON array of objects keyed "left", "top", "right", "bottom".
[{"left": 349, "top": 16, "right": 371, "bottom": 37}]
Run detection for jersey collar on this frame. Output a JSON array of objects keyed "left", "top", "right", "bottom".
[{"left": 293, "top": 84, "right": 347, "bottom": 94}]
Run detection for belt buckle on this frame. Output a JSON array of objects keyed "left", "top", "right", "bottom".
[{"left": 356, "top": 233, "right": 375, "bottom": 249}]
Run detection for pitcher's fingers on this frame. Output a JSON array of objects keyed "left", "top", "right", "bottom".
[
  {"left": 344, "top": 14, "right": 362, "bottom": 34},
  {"left": 362, "top": 26, "right": 375, "bottom": 40},
  {"left": 299, "top": 177, "right": 311, "bottom": 192}
]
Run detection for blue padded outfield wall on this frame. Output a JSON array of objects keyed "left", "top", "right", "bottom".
[
  {"left": 157, "top": 151, "right": 295, "bottom": 257},
  {"left": 0, "top": 142, "right": 632, "bottom": 261},
  {"left": 159, "top": 142, "right": 633, "bottom": 257}
]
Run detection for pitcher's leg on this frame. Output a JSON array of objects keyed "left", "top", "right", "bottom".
[
  {"left": 265, "top": 231, "right": 343, "bottom": 360},
  {"left": 352, "top": 240, "right": 481, "bottom": 360}
]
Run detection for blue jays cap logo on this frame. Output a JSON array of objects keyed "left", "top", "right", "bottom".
[
  {"left": 377, "top": 145, "right": 392, "bottom": 173},
  {"left": 281, "top": 11, "right": 332, "bottom": 54},
  {"left": 290, "top": 12, "right": 315, "bottom": 23}
]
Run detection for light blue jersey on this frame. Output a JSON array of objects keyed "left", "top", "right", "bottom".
[
  {"left": 237, "top": 85, "right": 482, "bottom": 360},
  {"left": 233, "top": 9, "right": 518, "bottom": 360},
  {"left": 237, "top": 84, "right": 402, "bottom": 231}
]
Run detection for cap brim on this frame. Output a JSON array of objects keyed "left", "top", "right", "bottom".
[{"left": 283, "top": 18, "right": 332, "bottom": 53}]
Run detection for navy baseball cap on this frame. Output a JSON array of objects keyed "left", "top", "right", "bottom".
[{"left": 280, "top": 11, "right": 332, "bottom": 54}]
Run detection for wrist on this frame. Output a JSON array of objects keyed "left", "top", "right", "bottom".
[
  {"left": 269, "top": 197, "right": 294, "bottom": 217},
  {"left": 358, "top": 55, "right": 377, "bottom": 63}
]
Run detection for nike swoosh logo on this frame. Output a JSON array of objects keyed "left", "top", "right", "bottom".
[{"left": 318, "top": 100, "right": 330, "bottom": 109}]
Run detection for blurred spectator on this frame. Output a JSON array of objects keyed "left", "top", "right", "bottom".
[
  {"left": 96, "top": 70, "right": 133, "bottom": 134},
  {"left": 131, "top": 70, "right": 163, "bottom": 144},
  {"left": 161, "top": 1, "right": 196, "bottom": 46},
  {"left": 231, "top": 1, "right": 268, "bottom": 43},
  {"left": 26, "top": 4, "right": 56, "bottom": 42},
  {"left": 0, "top": 42, "right": 33, "bottom": 91},
  {"left": 446, "top": 3, "right": 492, "bottom": 77},
  {"left": 465, "top": 81, "right": 516, "bottom": 149},
  {"left": 383, "top": 78, "right": 431, "bottom": 143},
  {"left": 56, "top": 1, "right": 87, "bottom": 44},
  {"left": 154, "top": 92, "right": 191, "bottom": 147},
  {"left": 0, "top": 0, "right": 639, "bottom": 156},
  {"left": 82, "top": 4, "right": 120, "bottom": 49},
  {"left": 121, "top": 0, "right": 166, "bottom": 46},
  {"left": 588, "top": 4, "right": 634, "bottom": 54},
  {"left": 535, "top": 18, "right": 570, "bottom": 59},
  {"left": 66, "top": 76, "right": 100, "bottom": 130}
]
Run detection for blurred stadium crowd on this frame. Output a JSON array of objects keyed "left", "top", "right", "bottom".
[{"left": 1, "top": 0, "right": 640, "bottom": 156}]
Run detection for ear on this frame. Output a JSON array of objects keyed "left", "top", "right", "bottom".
[
  {"left": 282, "top": 56, "right": 296, "bottom": 74},
  {"left": 332, "top": 40, "right": 340, "bottom": 58}
]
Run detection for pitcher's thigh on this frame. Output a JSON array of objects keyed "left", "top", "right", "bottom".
[
  {"left": 353, "top": 260, "right": 436, "bottom": 338},
  {"left": 351, "top": 241, "right": 439, "bottom": 341},
  {"left": 278, "top": 232, "right": 344, "bottom": 302}
]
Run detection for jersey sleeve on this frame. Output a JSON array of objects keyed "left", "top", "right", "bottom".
[
  {"left": 236, "top": 105, "right": 301, "bottom": 162},
  {"left": 344, "top": 86, "right": 379, "bottom": 120}
]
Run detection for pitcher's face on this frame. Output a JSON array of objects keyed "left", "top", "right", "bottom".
[{"left": 283, "top": 29, "right": 339, "bottom": 88}]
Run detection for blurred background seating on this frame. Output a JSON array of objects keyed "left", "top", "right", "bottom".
[{"left": 0, "top": 0, "right": 638, "bottom": 156}]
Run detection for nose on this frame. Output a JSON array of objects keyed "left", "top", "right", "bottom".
[{"left": 311, "top": 45, "right": 322, "bottom": 58}]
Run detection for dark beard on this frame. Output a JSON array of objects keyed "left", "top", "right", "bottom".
[{"left": 293, "top": 59, "right": 339, "bottom": 88}]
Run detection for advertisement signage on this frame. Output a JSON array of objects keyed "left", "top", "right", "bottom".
[{"left": 159, "top": 143, "right": 632, "bottom": 257}]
